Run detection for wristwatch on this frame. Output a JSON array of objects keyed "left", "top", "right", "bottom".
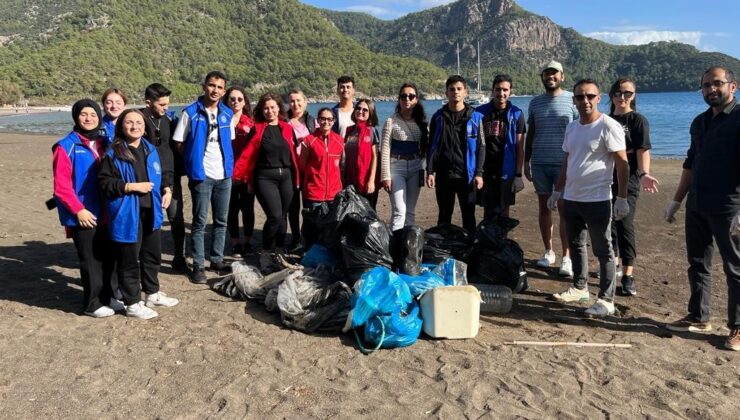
[{"left": 637, "top": 170, "right": 648, "bottom": 178}]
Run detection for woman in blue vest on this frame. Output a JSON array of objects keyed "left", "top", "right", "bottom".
[
  {"left": 98, "top": 109, "right": 179, "bottom": 319},
  {"left": 52, "top": 99, "right": 119, "bottom": 317}
]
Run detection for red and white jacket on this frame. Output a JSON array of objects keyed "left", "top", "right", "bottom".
[{"left": 300, "top": 130, "right": 345, "bottom": 202}]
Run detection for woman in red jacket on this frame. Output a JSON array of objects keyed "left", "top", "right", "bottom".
[
  {"left": 233, "top": 93, "right": 299, "bottom": 272},
  {"left": 343, "top": 98, "right": 380, "bottom": 208},
  {"left": 300, "top": 108, "right": 345, "bottom": 207},
  {"left": 223, "top": 86, "right": 255, "bottom": 257}
]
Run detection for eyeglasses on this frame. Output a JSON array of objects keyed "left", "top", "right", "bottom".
[
  {"left": 612, "top": 91, "right": 634, "bottom": 99},
  {"left": 701, "top": 80, "right": 733, "bottom": 90},
  {"left": 317, "top": 117, "right": 335, "bottom": 123},
  {"left": 574, "top": 94, "right": 599, "bottom": 101},
  {"left": 228, "top": 96, "right": 244, "bottom": 103},
  {"left": 399, "top": 93, "right": 417, "bottom": 101},
  {"left": 354, "top": 107, "right": 370, "bottom": 113}
]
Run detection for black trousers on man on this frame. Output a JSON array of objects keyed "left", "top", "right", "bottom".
[
  {"left": 685, "top": 207, "right": 740, "bottom": 328},
  {"left": 434, "top": 176, "right": 477, "bottom": 233}
]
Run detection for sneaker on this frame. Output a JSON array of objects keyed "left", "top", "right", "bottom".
[
  {"left": 209, "top": 260, "right": 232, "bottom": 273},
  {"left": 665, "top": 315, "right": 712, "bottom": 333},
  {"left": 621, "top": 275, "right": 637, "bottom": 296},
  {"left": 536, "top": 250, "right": 557, "bottom": 268},
  {"left": 189, "top": 267, "right": 207, "bottom": 284},
  {"left": 553, "top": 287, "right": 590, "bottom": 303},
  {"left": 84, "top": 306, "right": 115, "bottom": 318},
  {"left": 108, "top": 298, "right": 125, "bottom": 312},
  {"left": 125, "top": 301, "right": 158, "bottom": 319},
  {"left": 171, "top": 255, "right": 187, "bottom": 272},
  {"left": 558, "top": 257, "right": 573, "bottom": 277},
  {"left": 145, "top": 292, "right": 179, "bottom": 308},
  {"left": 231, "top": 243, "right": 243, "bottom": 258},
  {"left": 725, "top": 329, "right": 740, "bottom": 351},
  {"left": 585, "top": 299, "right": 615, "bottom": 317}
]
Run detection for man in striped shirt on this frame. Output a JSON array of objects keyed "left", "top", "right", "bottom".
[{"left": 524, "top": 60, "right": 580, "bottom": 277}]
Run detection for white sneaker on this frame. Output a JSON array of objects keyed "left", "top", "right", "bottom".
[
  {"left": 84, "top": 306, "right": 115, "bottom": 318},
  {"left": 559, "top": 257, "right": 573, "bottom": 277},
  {"left": 585, "top": 299, "right": 615, "bottom": 317},
  {"left": 536, "top": 250, "right": 556, "bottom": 267},
  {"left": 108, "top": 298, "right": 125, "bottom": 312},
  {"left": 145, "top": 292, "right": 179, "bottom": 308},
  {"left": 126, "top": 301, "right": 158, "bottom": 319},
  {"left": 553, "top": 287, "right": 590, "bottom": 303}
]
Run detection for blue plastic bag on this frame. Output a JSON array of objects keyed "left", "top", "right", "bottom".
[
  {"left": 350, "top": 267, "right": 412, "bottom": 328},
  {"left": 398, "top": 270, "right": 446, "bottom": 297},
  {"left": 301, "top": 244, "right": 339, "bottom": 269},
  {"left": 364, "top": 302, "right": 422, "bottom": 349}
]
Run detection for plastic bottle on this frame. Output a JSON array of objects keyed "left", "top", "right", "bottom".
[{"left": 471, "top": 283, "right": 513, "bottom": 314}]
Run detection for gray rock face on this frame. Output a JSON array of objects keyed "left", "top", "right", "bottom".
[{"left": 503, "top": 16, "right": 561, "bottom": 52}]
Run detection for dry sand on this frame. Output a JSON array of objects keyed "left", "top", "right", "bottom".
[{"left": 0, "top": 133, "right": 737, "bottom": 419}]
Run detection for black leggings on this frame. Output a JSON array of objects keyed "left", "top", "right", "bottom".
[
  {"left": 611, "top": 176, "right": 640, "bottom": 266},
  {"left": 71, "top": 225, "right": 115, "bottom": 313},
  {"left": 283, "top": 188, "right": 301, "bottom": 245},
  {"left": 228, "top": 181, "right": 255, "bottom": 241},
  {"left": 255, "top": 168, "right": 294, "bottom": 250},
  {"left": 116, "top": 208, "right": 161, "bottom": 306}
]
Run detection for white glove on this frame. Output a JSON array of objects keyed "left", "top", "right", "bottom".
[
  {"left": 547, "top": 191, "right": 561, "bottom": 211},
  {"left": 512, "top": 177, "right": 524, "bottom": 193},
  {"left": 663, "top": 200, "right": 681, "bottom": 223},
  {"left": 730, "top": 209, "right": 740, "bottom": 236},
  {"left": 613, "top": 197, "right": 630, "bottom": 221}
]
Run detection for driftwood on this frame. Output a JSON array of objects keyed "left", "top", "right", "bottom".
[{"left": 504, "top": 341, "right": 632, "bottom": 348}]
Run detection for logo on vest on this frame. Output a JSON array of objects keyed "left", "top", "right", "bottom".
[
  {"left": 220, "top": 115, "right": 228, "bottom": 124},
  {"left": 153, "top": 162, "right": 161, "bottom": 174}
]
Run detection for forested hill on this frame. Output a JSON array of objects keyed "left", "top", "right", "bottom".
[
  {"left": 320, "top": 0, "right": 740, "bottom": 94},
  {"left": 0, "top": 0, "right": 447, "bottom": 104}
]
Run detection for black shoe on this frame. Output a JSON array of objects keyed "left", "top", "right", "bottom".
[
  {"left": 171, "top": 255, "right": 187, "bottom": 272},
  {"left": 621, "top": 275, "right": 637, "bottom": 296},
  {"left": 209, "top": 260, "right": 232, "bottom": 273},
  {"left": 231, "top": 243, "right": 243, "bottom": 258},
  {"left": 242, "top": 243, "right": 254, "bottom": 255},
  {"left": 189, "top": 267, "right": 207, "bottom": 284}
]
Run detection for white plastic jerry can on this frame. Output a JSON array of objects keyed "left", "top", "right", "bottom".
[{"left": 419, "top": 285, "right": 481, "bottom": 339}]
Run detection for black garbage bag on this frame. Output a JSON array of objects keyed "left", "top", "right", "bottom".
[
  {"left": 276, "top": 266, "right": 352, "bottom": 333},
  {"left": 301, "top": 201, "right": 331, "bottom": 250},
  {"left": 467, "top": 239, "right": 527, "bottom": 293},
  {"left": 474, "top": 216, "right": 520, "bottom": 250},
  {"left": 422, "top": 224, "right": 473, "bottom": 264},
  {"left": 312, "top": 186, "right": 379, "bottom": 253},
  {"left": 341, "top": 213, "right": 393, "bottom": 285},
  {"left": 391, "top": 225, "right": 424, "bottom": 276}
]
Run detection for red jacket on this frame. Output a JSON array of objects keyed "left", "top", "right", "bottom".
[
  {"left": 301, "top": 130, "right": 344, "bottom": 202},
  {"left": 232, "top": 114, "right": 255, "bottom": 160},
  {"left": 233, "top": 121, "right": 300, "bottom": 187}
]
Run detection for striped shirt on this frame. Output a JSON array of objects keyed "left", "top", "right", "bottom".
[
  {"left": 527, "top": 91, "right": 579, "bottom": 165},
  {"left": 380, "top": 114, "right": 424, "bottom": 181}
]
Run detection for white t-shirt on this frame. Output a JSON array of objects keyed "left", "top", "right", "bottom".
[
  {"left": 562, "top": 114, "right": 625, "bottom": 202},
  {"left": 337, "top": 109, "right": 353, "bottom": 138},
  {"left": 173, "top": 108, "right": 235, "bottom": 180}
]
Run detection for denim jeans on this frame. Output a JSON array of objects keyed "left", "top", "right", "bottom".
[
  {"left": 189, "top": 177, "right": 232, "bottom": 269},
  {"left": 563, "top": 199, "right": 616, "bottom": 301},
  {"left": 389, "top": 158, "right": 422, "bottom": 231}
]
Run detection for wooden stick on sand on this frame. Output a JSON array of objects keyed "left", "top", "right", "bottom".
[{"left": 504, "top": 341, "right": 632, "bottom": 348}]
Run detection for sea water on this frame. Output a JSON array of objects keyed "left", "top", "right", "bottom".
[{"left": 0, "top": 91, "right": 708, "bottom": 158}]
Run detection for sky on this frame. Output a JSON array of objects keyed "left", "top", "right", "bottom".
[{"left": 302, "top": 0, "right": 740, "bottom": 59}]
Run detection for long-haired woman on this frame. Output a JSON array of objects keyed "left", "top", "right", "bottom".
[
  {"left": 608, "top": 77, "right": 659, "bottom": 296},
  {"left": 380, "top": 83, "right": 429, "bottom": 231},
  {"left": 343, "top": 98, "right": 380, "bottom": 208},
  {"left": 223, "top": 86, "right": 255, "bottom": 257},
  {"left": 98, "top": 109, "right": 179, "bottom": 319},
  {"left": 233, "top": 93, "right": 300, "bottom": 272},
  {"left": 101, "top": 88, "right": 128, "bottom": 145}
]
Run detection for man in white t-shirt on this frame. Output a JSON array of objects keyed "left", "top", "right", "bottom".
[
  {"left": 548, "top": 79, "right": 629, "bottom": 317},
  {"left": 172, "top": 71, "right": 236, "bottom": 284},
  {"left": 332, "top": 75, "right": 356, "bottom": 138}
]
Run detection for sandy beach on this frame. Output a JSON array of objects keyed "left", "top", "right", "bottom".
[{"left": 0, "top": 132, "right": 737, "bottom": 418}]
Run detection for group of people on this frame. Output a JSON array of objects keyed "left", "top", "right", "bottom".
[{"left": 51, "top": 62, "right": 740, "bottom": 352}]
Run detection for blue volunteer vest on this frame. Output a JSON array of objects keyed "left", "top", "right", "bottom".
[
  {"left": 428, "top": 107, "right": 484, "bottom": 183},
  {"left": 181, "top": 97, "right": 234, "bottom": 181},
  {"left": 475, "top": 101, "right": 523, "bottom": 180},
  {"left": 53, "top": 131, "right": 103, "bottom": 227}
]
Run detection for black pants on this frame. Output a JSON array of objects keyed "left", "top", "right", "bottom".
[
  {"left": 283, "top": 188, "right": 301, "bottom": 245},
  {"left": 227, "top": 181, "right": 255, "bottom": 241},
  {"left": 116, "top": 208, "right": 161, "bottom": 306},
  {"left": 685, "top": 207, "right": 740, "bottom": 328},
  {"left": 255, "top": 168, "right": 294, "bottom": 250},
  {"left": 361, "top": 191, "right": 379, "bottom": 210},
  {"left": 71, "top": 226, "right": 115, "bottom": 313},
  {"left": 611, "top": 175, "right": 640, "bottom": 266},
  {"left": 166, "top": 173, "right": 186, "bottom": 258},
  {"left": 481, "top": 176, "right": 515, "bottom": 220},
  {"left": 435, "top": 176, "right": 477, "bottom": 233}
]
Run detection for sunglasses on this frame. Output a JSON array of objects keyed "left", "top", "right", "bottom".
[
  {"left": 317, "top": 117, "right": 335, "bottom": 123},
  {"left": 228, "top": 96, "right": 244, "bottom": 103},
  {"left": 354, "top": 107, "right": 370, "bottom": 113},
  {"left": 399, "top": 93, "right": 417, "bottom": 101},
  {"left": 612, "top": 91, "right": 634, "bottom": 99},
  {"left": 701, "top": 80, "right": 732, "bottom": 90},
  {"left": 574, "top": 94, "right": 599, "bottom": 101}
]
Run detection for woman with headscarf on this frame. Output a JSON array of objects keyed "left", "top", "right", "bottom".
[{"left": 52, "top": 99, "right": 119, "bottom": 317}]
